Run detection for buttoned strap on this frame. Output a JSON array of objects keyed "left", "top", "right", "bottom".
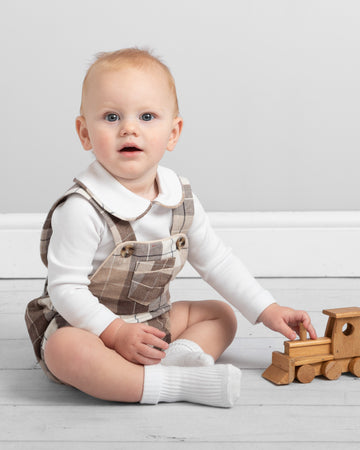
[
  {"left": 40, "top": 184, "right": 136, "bottom": 267},
  {"left": 170, "top": 177, "right": 194, "bottom": 235}
]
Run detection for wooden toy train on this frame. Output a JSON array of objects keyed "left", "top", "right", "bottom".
[{"left": 262, "top": 307, "right": 360, "bottom": 385}]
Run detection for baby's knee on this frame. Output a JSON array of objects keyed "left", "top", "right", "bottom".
[
  {"left": 210, "top": 300, "right": 238, "bottom": 336},
  {"left": 44, "top": 328, "right": 72, "bottom": 370},
  {"left": 44, "top": 327, "right": 94, "bottom": 378}
]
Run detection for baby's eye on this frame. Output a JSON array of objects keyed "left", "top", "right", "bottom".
[
  {"left": 105, "top": 113, "right": 120, "bottom": 122},
  {"left": 140, "top": 112, "right": 155, "bottom": 121}
]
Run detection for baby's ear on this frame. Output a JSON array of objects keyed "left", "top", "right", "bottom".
[
  {"left": 167, "top": 116, "right": 183, "bottom": 152},
  {"left": 75, "top": 116, "right": 92, "bottom": 150}
]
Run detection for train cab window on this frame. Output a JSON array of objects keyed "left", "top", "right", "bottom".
[{"left": 342, "top": 322, "right": 354, "bottom": 336}]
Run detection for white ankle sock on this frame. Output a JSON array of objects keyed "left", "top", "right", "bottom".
[
  {"left": 140, "top": 364, "right": 241, "bottom": 408},
  {"left": 161, "top": 339, "right": 214, "bottom": 367}
]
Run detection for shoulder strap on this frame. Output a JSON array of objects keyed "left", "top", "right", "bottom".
[
  {"left": 85, "top": 196, "right": 136, "bottom": 246},
  {"left": 40, "top": 185, "right": 81, "bottom": 267},
  {"left": 40, "top": 184, "right": 135, "bottom": 267},
  {"left": 170, "top": 177, "right": 194, "bottom": 235}
]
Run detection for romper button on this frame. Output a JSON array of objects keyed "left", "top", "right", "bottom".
[
  {"left": 120, "top": 245, "right": 134, "bottom": 258},
  {"left": 176, "top": 236, "right": 186, "bottom": 250}
]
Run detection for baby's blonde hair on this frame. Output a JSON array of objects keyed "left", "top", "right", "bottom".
[{"left": 80, "top": 48, "right": 179, "bottom": 115}]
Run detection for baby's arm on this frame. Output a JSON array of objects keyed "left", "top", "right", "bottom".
[
  {"left": 47, "top": 195, "right": 117, "bottom": 335},
  {"left": 187, "top": 195, "right": 275, "bottom": 324},
  {"left": 257, "top": 303, "right": 317, "bottom": 340},
  {"left": 187, "top": 195, "right": 317, "bottom": 340}
]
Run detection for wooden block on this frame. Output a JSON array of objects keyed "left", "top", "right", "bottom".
[
  {"left": 272, "top": 351, "right": 296, "bottom": 383},
  {"left": 287, "top": 343, "right": 331, "bottom": 358},
  {"left": 323, "top": 307, "right": 360, "bottom": 318},
  {"left": 293, "top": 354, "right": 334, "bottom": 367},
  {"left": 330, "top": 316, "right": 360, "bottom": 359},
  {"left": 262, "top": 364, "right": 291, "bottom": 385},
  {"left": 271, "top": 351, "right": 293, "bottom": 371},
  {"left": 285, "top": 337, "right": 332, "bottom": 349},
  {"left": 262, "top": 352, "right": 295, "bottom": 385},
  {"left": 285, "top": 337, "right": 332, "bottom": 358}
]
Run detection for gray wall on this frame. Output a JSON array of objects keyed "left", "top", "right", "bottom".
[{"left": 2, "top": 0, "right": 360, "bottom": 213}]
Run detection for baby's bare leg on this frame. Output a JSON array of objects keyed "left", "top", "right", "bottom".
[
  {"left": 169, "top": 300, "right": 238, "bottom": 361},
  {"left": 44, "top": 327, "right": 144, "bottom": 402},
  {"left": 44, "top": 322, "right": 241, "bottom": 407}
]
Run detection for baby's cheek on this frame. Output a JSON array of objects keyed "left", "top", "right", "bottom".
[
  {"left": 95, "top": 135, "right": 115, "bottom": 152},
  {"left": 147, "top": 137, "right": 164, "bottom": 151}
]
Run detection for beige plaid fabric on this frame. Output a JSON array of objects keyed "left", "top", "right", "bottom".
[{"left": 25, "top": 176, "right": 194, "bottom": 379}]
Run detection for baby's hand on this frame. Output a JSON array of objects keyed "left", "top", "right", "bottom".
[
  {"left": 100, "top": 318, "right": 169, "bottom": 365},
  {"left": 258, "top": 303, "right": 317, "bottom": 341},
  {"left": 113, "top": 322, "right": 169, "bottom": 365}
]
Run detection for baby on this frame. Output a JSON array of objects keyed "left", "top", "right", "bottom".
[{"left": 25, "top": 48, "right": 316, "bottom": 408}]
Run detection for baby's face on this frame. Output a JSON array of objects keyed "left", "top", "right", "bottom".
[{"left": 76, "top": 65, "right": 182, "bottom": 195}]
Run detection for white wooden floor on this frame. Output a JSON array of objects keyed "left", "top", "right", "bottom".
[{"left": 1, "top": 277, "right": 360, "bottom": 449}]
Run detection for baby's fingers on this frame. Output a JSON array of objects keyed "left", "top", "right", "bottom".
[
  {"left": 138, "top": 343, "right": 166, "bottom": 363},
  {"left": 141, "top": 326, "right": 168, "bottom": 348},
  {"left": 279, "top": 322, "right": 297, "bottom": 340},
  {"left": 143, "top": 329, "right": 169, "bottom": 351},
  {"left": 143, "top": 325, "right": 166, "bottom": 338}
]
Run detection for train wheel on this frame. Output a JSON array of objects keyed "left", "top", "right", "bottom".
[
  {"left": 349, "top": 357, "right": 360, "bottom": 377},
  {"left": 296, "top": 364, "right": 315, "bottom": 383},
  {"left": 322, "top": 361, "right": 342, "bottom": 380}
]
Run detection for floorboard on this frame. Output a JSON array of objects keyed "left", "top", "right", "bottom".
[
  {"left": 1, "top": 277, "right": 360, "bottom": 448},
  {"left": 2, "top": 403, "right": 360, "bottom": 443}
]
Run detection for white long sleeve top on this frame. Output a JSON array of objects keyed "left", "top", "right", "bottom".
[{"left": 47, "top": 161, "right": 275, "bottom": 336}]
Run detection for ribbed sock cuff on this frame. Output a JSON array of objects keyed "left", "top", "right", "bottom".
[
  {"left": 140, "top": 365, "right": 164, "bottom": 404},
  {"left": 159, "top": 364, "right": 242, "bottom": 408},
  {"left": 141, "top": 364, "right": 242, "bottom": 408}
]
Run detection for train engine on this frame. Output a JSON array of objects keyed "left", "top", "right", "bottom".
[{"left": 262, "top": 306, "right": 360, "bottom": 385}]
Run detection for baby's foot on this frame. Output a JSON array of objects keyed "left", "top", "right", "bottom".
[
  {"left": 161, "top": 339, "right": 214, "bottom": 367},
  {"left": 141, "top": 363, "right": 242, "bottom": 408}
]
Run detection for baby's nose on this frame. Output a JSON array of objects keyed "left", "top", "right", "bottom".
[{"left": 119, "top": 119, "right": 138, "bottom": 136}]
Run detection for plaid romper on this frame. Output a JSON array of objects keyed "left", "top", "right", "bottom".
[{"left": 25, "top": 177, "right": 194, "bottom": 381}]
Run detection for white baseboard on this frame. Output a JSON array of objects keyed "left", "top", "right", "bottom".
[{"left": 1, "top": 212, "right": 360, "bottom": 278}]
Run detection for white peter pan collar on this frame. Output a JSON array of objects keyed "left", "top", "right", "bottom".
[{"left": 74, "top": 160, "right": 184, "bottom": 221}]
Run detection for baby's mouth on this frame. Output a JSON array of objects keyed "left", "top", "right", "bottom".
[{"left": 119, "top": 146, "right": 142, "bottom": 153}]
